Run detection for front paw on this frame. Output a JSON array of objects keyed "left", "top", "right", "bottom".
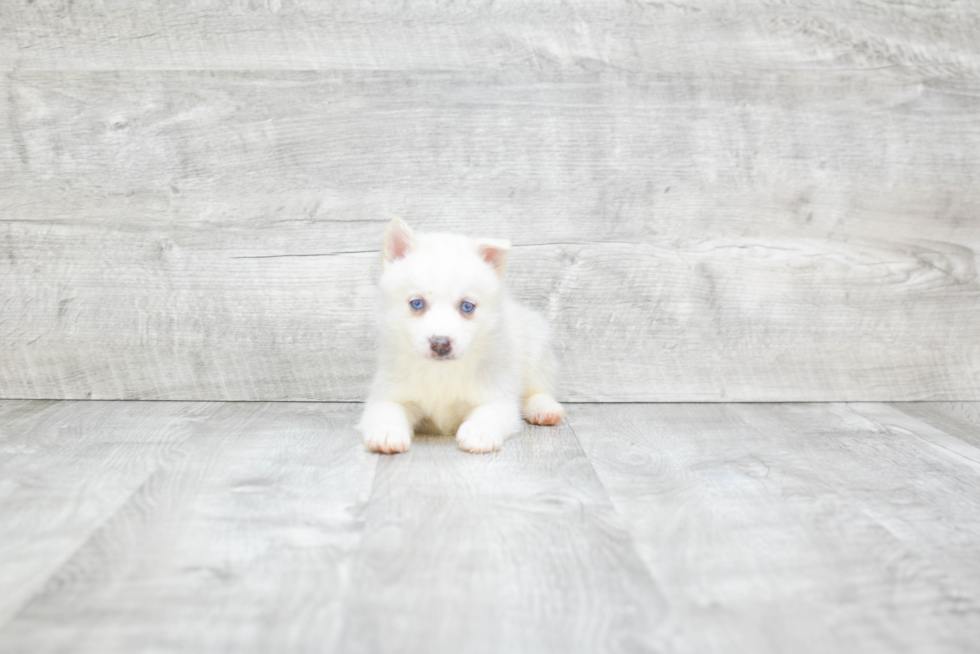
[
  {"left": 364, "top": 428, "right": 412, "bottom": 454},
  {"left": 456, "top": 421, "right": 503, "bottom": 454},
  {"left": 523, "top": 393, "right": 565, "bottom": 426}
]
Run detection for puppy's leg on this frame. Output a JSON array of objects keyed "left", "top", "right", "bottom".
[
  {"left": 359, "top": 401, "right": 414, "bottom": 454},
  {"left": 521, "top": 342, "right": 564, "bottom": 426},
  {"left": 519, "top": 308, "right": 564, "bottom": 426},
  {"left": 456, "top": 401, "right": 522, "bottom": 454},
  {"left": 522, "top": 392, "right": 565, "bottom": 426}
]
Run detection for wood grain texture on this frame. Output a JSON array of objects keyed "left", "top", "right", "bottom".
[
  {"left": 936, "top": 402, "right": 980, "bottom": 430},
  {"left": 3, "top": 1, "right": 980, "bottom": 401},
  {"left": 3, "top": 67, "right": 979, "bottom": 401},
  {"left": 939, "top": 402, "right": 980, "bottom": 428},
  {"left": 570, "top": 402, "right": 980, "bottom": 654},
  {"left": 335, "top": 422, "right": 668, "bottom": 654},
  {"left": 0, "top": 400, "right": 218, "bottom": 627},
  {"left": 2, "top": 0, "right": 979, "bottom": 74},
  {"left": 3, "top": 400, "right": 980, "bottom": 652},
  {"left": 888, "top": 402, "right": 980, "bottom": 449},
  {"left": 0, "top": 402, "right": 377, "bottom": 653}
]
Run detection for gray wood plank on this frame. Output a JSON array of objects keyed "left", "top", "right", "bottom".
[
  {"left": 570, "top": 402, "right": 980, "bottom": 654},
  {"left": 0, "top": 400, "right": 219, "bottom": 628},
  {"left": 3, "top": 69, "right": 980, "bottom": 401},
  {"left": 0, "top": 402, "right": 377, "bottom": 653},
  {"left": 3, "top": 0, "right": 979, "bottom": 73},
  {"left": 889, "top": 402, "right": 980, "bottom": 449},
  {"left": 938, "top": 402, "right": 980, "bottom": 429},
  {"left": 335, "top": 422, "right": 668, "bottom": 654}
]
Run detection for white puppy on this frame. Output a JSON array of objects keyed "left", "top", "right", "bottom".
[{"left": 358, "top": 218, "right": 564, "bottom": 454}]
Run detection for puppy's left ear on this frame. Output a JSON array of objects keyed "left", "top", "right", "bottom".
[
  {"left": 476, "top": 238, "right": 510, "bottom": 277},
  {"left": 382, "top": 217, "right": 417, "bottom": 269}
]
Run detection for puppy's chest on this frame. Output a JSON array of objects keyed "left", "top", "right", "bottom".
[
  {"left": 400, "top": 366, "right": 484, "bottom": 433},
  {"left": 401, "top": 362, "right": 485, "bottom": 407}
]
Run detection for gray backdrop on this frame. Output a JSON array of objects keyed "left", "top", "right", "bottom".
[{"left": 2, "top": 0, "right": 979, "bottom": 401}]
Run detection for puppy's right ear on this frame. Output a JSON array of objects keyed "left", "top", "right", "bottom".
[{"left": 382, "top": 217, "right": 417, "bottom": 268}]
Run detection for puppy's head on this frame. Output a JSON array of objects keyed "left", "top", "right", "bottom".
[{"left": 378, "top": 217, "right": 509, "bottom": 361}]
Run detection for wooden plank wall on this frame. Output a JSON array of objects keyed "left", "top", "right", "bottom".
[{"left": 2, "top": 1, "right": 979, "bottom": 402}]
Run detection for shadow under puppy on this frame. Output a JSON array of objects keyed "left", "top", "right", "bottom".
[{"left": 359, "top": 218, "right": 564, "bottom": 454}]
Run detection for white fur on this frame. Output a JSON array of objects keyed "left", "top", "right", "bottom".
[{"left": 359, "top": 218, "right": 564, "bottom": 454}]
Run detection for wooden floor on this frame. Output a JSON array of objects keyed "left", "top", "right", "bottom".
[{"left": 1, "top": 400, "right": 978, "bottom": 653}]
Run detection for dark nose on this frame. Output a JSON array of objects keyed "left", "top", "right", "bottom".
[{"left": 429, "top": 336, "right": 452, "bottom": 357}]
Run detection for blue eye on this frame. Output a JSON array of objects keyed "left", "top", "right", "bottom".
[
  {"left": 410, "top": 298, "right": 425, "bottom": 310},
  {"left": 460, "top": 301, "right": 475, "bottom": 314}
]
